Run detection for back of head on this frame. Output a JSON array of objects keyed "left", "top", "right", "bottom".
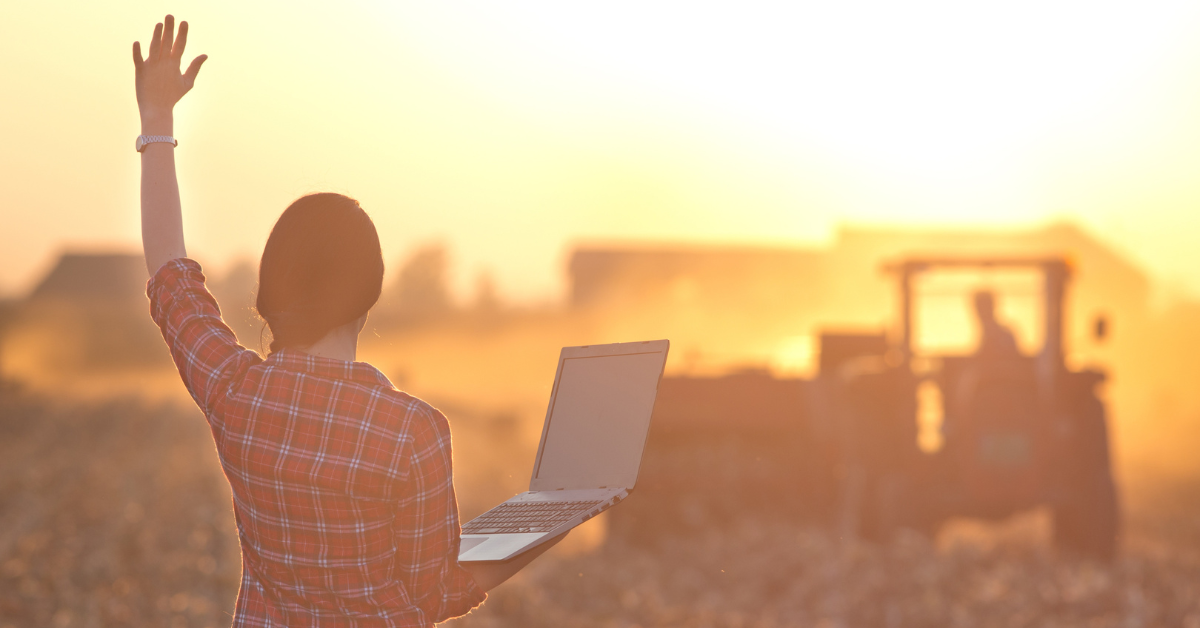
[{"left": 256, "top": 193, "right": 384, "bottom": 353}]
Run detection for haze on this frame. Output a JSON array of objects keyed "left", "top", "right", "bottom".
[{"left": 3, "top": 1, "right": 1200, "bottom": 300}]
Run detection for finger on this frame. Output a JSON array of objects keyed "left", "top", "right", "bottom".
[
  {"left": 132, "top": 41, "right": 144, "bottom": 73},
  {"left": 160, "top": 15, "right": 175, "bottom": 62},
  {"left": 174, "top": 20, "right": 189, "bottom": 59},
  {"left": 148, "top": 22, "right": 163, "bottom": 61},
  {"left": 183, "top": 54, "right": 208, "bottom": 88}
]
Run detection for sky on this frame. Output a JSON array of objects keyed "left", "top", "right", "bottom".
[{"left": 2, "top": 1, "right": 1200, "bottom": 302}]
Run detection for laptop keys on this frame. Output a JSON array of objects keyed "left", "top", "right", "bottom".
[{"left": 461, "top": 500, "right": 606, "bottom": 535}]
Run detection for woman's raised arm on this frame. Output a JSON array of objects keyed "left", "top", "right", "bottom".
[{"left": 133, "top": 15, "right": 207, "bottom": 275}]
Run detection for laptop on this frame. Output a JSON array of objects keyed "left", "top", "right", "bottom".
[{"left": 458, "top": 339, "right": 670, "bottom": 563}]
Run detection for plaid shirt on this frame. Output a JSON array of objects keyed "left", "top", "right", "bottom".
[{"left": 147, "top": 259, "right": 485, "bottom": 627}]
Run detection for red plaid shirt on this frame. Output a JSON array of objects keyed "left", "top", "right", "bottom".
[{"left": 148, "top": 259, "right": 485, "bottom": 627}]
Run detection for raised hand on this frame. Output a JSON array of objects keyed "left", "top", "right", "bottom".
[{"left": 133, "top": 15, "right": 207, "bottom": 129}]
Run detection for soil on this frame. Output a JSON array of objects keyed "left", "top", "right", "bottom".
[{"left": 3, "top": 391, "right": 1199, "bottom": 628}]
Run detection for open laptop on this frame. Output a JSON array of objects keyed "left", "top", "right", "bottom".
[{"left": 458, "top": 339, "right": 669, "bottom": 563}]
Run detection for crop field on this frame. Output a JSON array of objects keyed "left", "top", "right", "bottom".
[{"left": 3, "top": 388, "right": 1200, "bottom": 628}]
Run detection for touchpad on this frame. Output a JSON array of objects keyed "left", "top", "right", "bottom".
[{"left": 459, "top": 536, "right": 488, "bottom": 555}]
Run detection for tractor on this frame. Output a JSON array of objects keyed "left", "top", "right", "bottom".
[
  {"left": 815, "top": 256, "right": 1117, "bottom": 558},
  {"left": 619, "top": 255, "right": 1118, "bottom": 560}
]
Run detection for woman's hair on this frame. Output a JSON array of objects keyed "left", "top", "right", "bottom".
[{"left": 255, "top": 193, "right": 384, "bottom": 353}]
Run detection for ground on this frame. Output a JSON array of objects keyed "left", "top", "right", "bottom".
[{"left": 2, "top": 391, "right": 1200, "bottom": 628}]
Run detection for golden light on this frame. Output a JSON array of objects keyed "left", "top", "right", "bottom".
[{"left": 1, "top": 1, "right": 1199, "bottom": 299}]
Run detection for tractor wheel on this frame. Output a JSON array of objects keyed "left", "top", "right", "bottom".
[
  {"left": 1052, "top": 470, "right": 1118, "bottom": 560},
  {"left": 1052, "top": 390, "right": 1119, "bottom": 560}
]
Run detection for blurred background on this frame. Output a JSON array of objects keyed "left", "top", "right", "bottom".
[{"left": 4, "top": 1, "right": 1200, "bottom": 626}]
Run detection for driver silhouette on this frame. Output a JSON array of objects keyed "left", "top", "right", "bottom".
[{"left": 973, "top": 290, "right": 1020, "bottom": 358}]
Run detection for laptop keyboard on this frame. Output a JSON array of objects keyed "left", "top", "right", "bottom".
[{"left": 462, "top": 500, "right": 607, "bottom": 535}]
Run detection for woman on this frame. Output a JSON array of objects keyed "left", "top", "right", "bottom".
[{"left": 134, "top": 16, "right": 559, "bottom": 626}]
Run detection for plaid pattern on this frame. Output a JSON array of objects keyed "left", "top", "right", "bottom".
[{"left": 147, "top": 258, "right": 485, "bottom": 627}]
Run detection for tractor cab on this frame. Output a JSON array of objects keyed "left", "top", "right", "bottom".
[{"left": 893, "top": 257, "right": 1075, "bottom": 420}]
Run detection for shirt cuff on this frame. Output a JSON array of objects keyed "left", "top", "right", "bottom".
[{"left": 146, "top": 257, "right": 205, "bottom": 322}]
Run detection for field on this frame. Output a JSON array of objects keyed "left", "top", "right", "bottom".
[{"left": 4, "top": 385, "right": 1200, "bottom": 628}]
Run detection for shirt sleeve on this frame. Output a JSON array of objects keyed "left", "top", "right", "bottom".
[
  {"left": 395, "top": 405, "right": 487, "bottom": 623},
  {"left": 146, "top": 258, "right": 262, "bottom": 420}
]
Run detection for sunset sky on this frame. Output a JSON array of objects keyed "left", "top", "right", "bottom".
[{"left": 3, "top": 1, "right": 1200, "bottom": 302}]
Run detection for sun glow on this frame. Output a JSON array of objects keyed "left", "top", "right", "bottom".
[
  {"left": 1, "top": 2, "right": 1200, "bottom": 298},
  {"left": 386, "top": 2, "right": 1200, "bottom": 223}
]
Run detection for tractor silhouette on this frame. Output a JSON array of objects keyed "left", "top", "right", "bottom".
[
  {"left": 813, "top": 256, "right": 1117, "bottom": 557},
  {"left": 623, "top": 255, "right": 1118, "bottom": 559}
]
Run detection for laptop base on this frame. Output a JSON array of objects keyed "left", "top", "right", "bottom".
[{"left": 459, "top": 488, "right": 627, "bottom": 563}]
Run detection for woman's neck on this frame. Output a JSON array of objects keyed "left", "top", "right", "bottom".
[{"left": 298, "top": 319, "right": 362, "bottom": 362}]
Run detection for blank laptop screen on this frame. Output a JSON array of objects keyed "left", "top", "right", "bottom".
[{"left": 532, "top": 350, "right": 665, "bottom": 490}]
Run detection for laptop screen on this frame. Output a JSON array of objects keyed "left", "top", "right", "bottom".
[{"left": 530, "top": 344, "right": 667, "bottom": 491}]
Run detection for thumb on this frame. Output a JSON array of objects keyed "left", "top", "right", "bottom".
[{"left": 183, "top": 54, "right": 208, "bottom": 87}]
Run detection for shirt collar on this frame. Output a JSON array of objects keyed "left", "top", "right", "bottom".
[{"left": 265, "top": 348, "right": 395, "bottom": 389}]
